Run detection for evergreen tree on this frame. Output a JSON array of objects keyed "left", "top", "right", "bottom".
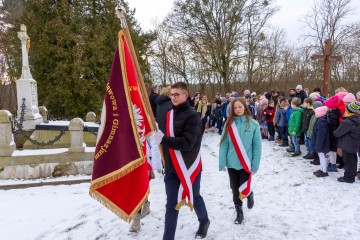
[{"left": 0, "top": 0, "right": 155, "bottom": 119}]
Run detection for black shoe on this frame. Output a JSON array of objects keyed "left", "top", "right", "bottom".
[
  {"left": 291, "top": 152, "right": 301, "bottom": 157},
  {"left": 313, "top": 170, "right": 322, "bottom": 175},
  {"left": 195, "top": 220, "right": 210, "bottom": 239},
  {"left": 303, "top": 153, "right": 316, "bottom": 159},
  {"left": 337, "top": 163, "right": 344, "bottom": 169},
  {"left": 247, "top": 192, "right": 254, "bottom": 209},
  {"left": 310, "top": 159, "right": 320, "bottom": 165},
  {"left": 279, "top": 141, "right": 289, "bottom": 147},
  {"left": 268, "top": 137, "right": 275, "bottom": 141},
  {"left": 286, "top": 147, "right": 295, "bottom": 153},
  {"left": 315, "top": 171, "right": 329, "bottom": 177},
  {"left": 234, "top": 205, "right": 244, "bottom": 224},
  {"left": 337, "top": 177, "right": 355, "bottom": 183}
]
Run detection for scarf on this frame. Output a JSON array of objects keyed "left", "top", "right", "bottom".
[
  {"left": 166, "top": 110, "right": 202, "bottom": 210},
  {"left": 197, "top": 101, "right": 208, "bottom": 119},
  {"left": 228, "top": 121, "right": 252, "bottom": 200}
]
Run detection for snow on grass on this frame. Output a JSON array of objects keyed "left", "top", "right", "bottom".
[{"left": 0, "top": 133, "right": 359, "bottom": 240}]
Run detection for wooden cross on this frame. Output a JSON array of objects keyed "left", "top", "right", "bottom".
[{"left": 311, "top": 39, "right": 342, "bottom": 97}]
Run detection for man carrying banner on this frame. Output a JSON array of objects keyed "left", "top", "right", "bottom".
[
  {"left": 153, "top": 82, "right": 210, "bottom": 240},
  {"left": 219, "top": 97, "right": 262, "bottom": 224}
]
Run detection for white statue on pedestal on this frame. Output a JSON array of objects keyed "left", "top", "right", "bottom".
[{"left": 16, "top": 24, "right": 43, "bottom": 130}]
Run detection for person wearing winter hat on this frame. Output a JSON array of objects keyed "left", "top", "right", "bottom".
[
  {"left": 325, "top": 96, "right": 342, "bottom": 172},
  {"left": 315, "top": 97, "right": 324, "bottom": 104},
  {"left": 295, "top": 85, "right": 307, "bottom": 104},
  {"left": 336, "top": 92, "right": 348, "bottom": 118},
  {"left": 309, "top": 92, "right": 320, "bottom": 101},
  {"left": 343, "top": 93, "right": 356, "bottom": 105},
  {"left": 334, "top": 101, "right": 360, "bottom": 183},
  {"left": 345, "top": 101, "right": 360, "bottom": 114},
  {"left": 335, "top": 92, "right": 347, "bottom": 101},
  {"left": 312, "top": 106, "right": 330, "bottom": 177},
  {"left": 308, "top": 101, "right": 324, "bottom": 164},
  {"left": 325, "top": 96, "right": 339, "bottom": 110}
]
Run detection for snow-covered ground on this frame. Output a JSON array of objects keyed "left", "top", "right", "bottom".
[{"left": 1, "top": 133, "right": 359, "bottom": 240}]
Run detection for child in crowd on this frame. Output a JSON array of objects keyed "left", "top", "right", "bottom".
[
  {"left": 312, "top": 106, "right": 330, "bottom": 177},
  {"left": 275, "top": 100, "right": 289, "bottom": 147},
  {"left": 215, "top": 103, "right": 223, "bottom": 135},
  {"left": 259, "top": 97, "right": 269, "bottom": 139},
  {"left": 325, "top": 96, "right": 342, "bottom": 172},
  {"left": 336, "top": 93, "right": 356, "bottom": 168},
  {"left": 287, "top": 98, "right": 303, "bottom": 157},
  {"left": 285, "top": 100, "right": 293, "bottom": 149},
  {"left": 334, "top": 101, "right": 360, "bottom": 183},
  {"left": 302, "top": 98, "right": 315, "bottom": 159},
  {"left": 307, "top": 101, "right": 323, "bottom": 165},
  {"left": 246, "top": 98, "right": 256, "bottom": 119},
  {"left": 264, "top": 100, "right": 275, "bottom": 141}
]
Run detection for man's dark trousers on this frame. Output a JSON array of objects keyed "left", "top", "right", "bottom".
[{"left": 163, "top": 171, "right": 209, "bottom": 240}]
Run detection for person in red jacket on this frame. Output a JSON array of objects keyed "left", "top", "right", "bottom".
[
  {"left": 335, "top": 91, "right": 347, "bottom": 123},
  {"left": 264, "top": 100, "right": 276, "bottom": 141}
]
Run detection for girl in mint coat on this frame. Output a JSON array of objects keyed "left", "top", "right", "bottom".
[{"left": 219, "top": 98, "right": 262, "bottom": 225}]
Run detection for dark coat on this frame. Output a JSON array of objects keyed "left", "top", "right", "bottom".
[
  {"left": 302, "top": 107, "right": 314, "bottom": 133},
  {"left": 288, "top": 94, "right": 296, "bottom": 104},
  {"left": 295, "top": 90, "right": 307, "bottom": 104},
  {"left": 333, "top": 115, "right": 360, "bottom": 154},
  {"left": 161, "top": 101, "right": 202, "bottom": 173},
  {"left": 149, "top": 91, "right": 158, "bottom": 119},
  {"left": 275, "top": 108, "right": 287, "bottom": 127},
  {"left": 311, "top": 116, "right": 330, "bottom": 153},
  {"left": 156, "top": 95, "right": 172, "bottom": 133},
  {"left": 327, "top": 108, "right": 342, "bottom": 151}
]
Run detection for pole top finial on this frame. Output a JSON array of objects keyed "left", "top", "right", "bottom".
[{"left": 115, "top": 1, "right": 127, "bottom": 29}]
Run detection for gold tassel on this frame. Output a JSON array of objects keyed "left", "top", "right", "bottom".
[
  {"left": 175, "top": 199, "right": 187, "bottom": 210},
  {"left": 187, "top": 201, "right": 194, "bottom": 211},
  {"left": 239, "top": 193, "right": 246, "bottom": 201}
]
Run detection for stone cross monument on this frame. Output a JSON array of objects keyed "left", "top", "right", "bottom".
[{"left": 16, "top": 24, "right": 43, "bottom": 130}]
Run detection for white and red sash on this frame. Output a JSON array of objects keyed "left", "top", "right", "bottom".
[
  {"left": 228, "top": 122, "right": 252, "bottom": 200},
  {"left": 166, "top": 110, "right": 202, "bottom": 210}
]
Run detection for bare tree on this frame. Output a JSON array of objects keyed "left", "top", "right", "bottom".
[
  {"left": 300, "top": 0, "right": 357, "bottom": 51},
  {"left": 164, "top": 0, "right": 248, "bottom": 92},
  {"left": 243, "top": 0, "right": 279, "bottom": 87}
]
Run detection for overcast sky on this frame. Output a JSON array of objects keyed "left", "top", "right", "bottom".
[{"left": 129, "top": 0, "right": 360, "bottom": 44}]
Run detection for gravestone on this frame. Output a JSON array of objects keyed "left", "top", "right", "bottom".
[{"left": 16, "top": 24, "right": 43, "bottom": 130}]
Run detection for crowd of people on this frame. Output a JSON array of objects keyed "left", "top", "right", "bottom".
[
  {"left": 179, "top": 85, "right": 360, "bottom": 183},
  {"left": 134, "top": 82, "right": 360, "bottom": 239}
]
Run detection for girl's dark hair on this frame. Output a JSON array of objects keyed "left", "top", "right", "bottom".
[{"left": 220, "top": 97, "right": 252, "bottom": 144}]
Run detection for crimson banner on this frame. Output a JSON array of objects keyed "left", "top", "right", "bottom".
[{"left": 90, "top": 30, "right": 153, "bottom": 222}]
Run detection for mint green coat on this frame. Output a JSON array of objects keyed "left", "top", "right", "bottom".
[{"left": 219, "top": 116, "right": 262, "bottom": 174}]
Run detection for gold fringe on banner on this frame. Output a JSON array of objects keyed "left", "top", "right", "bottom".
[{"left": 89, "top": 186, "right": 150, "bottom": 222}]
